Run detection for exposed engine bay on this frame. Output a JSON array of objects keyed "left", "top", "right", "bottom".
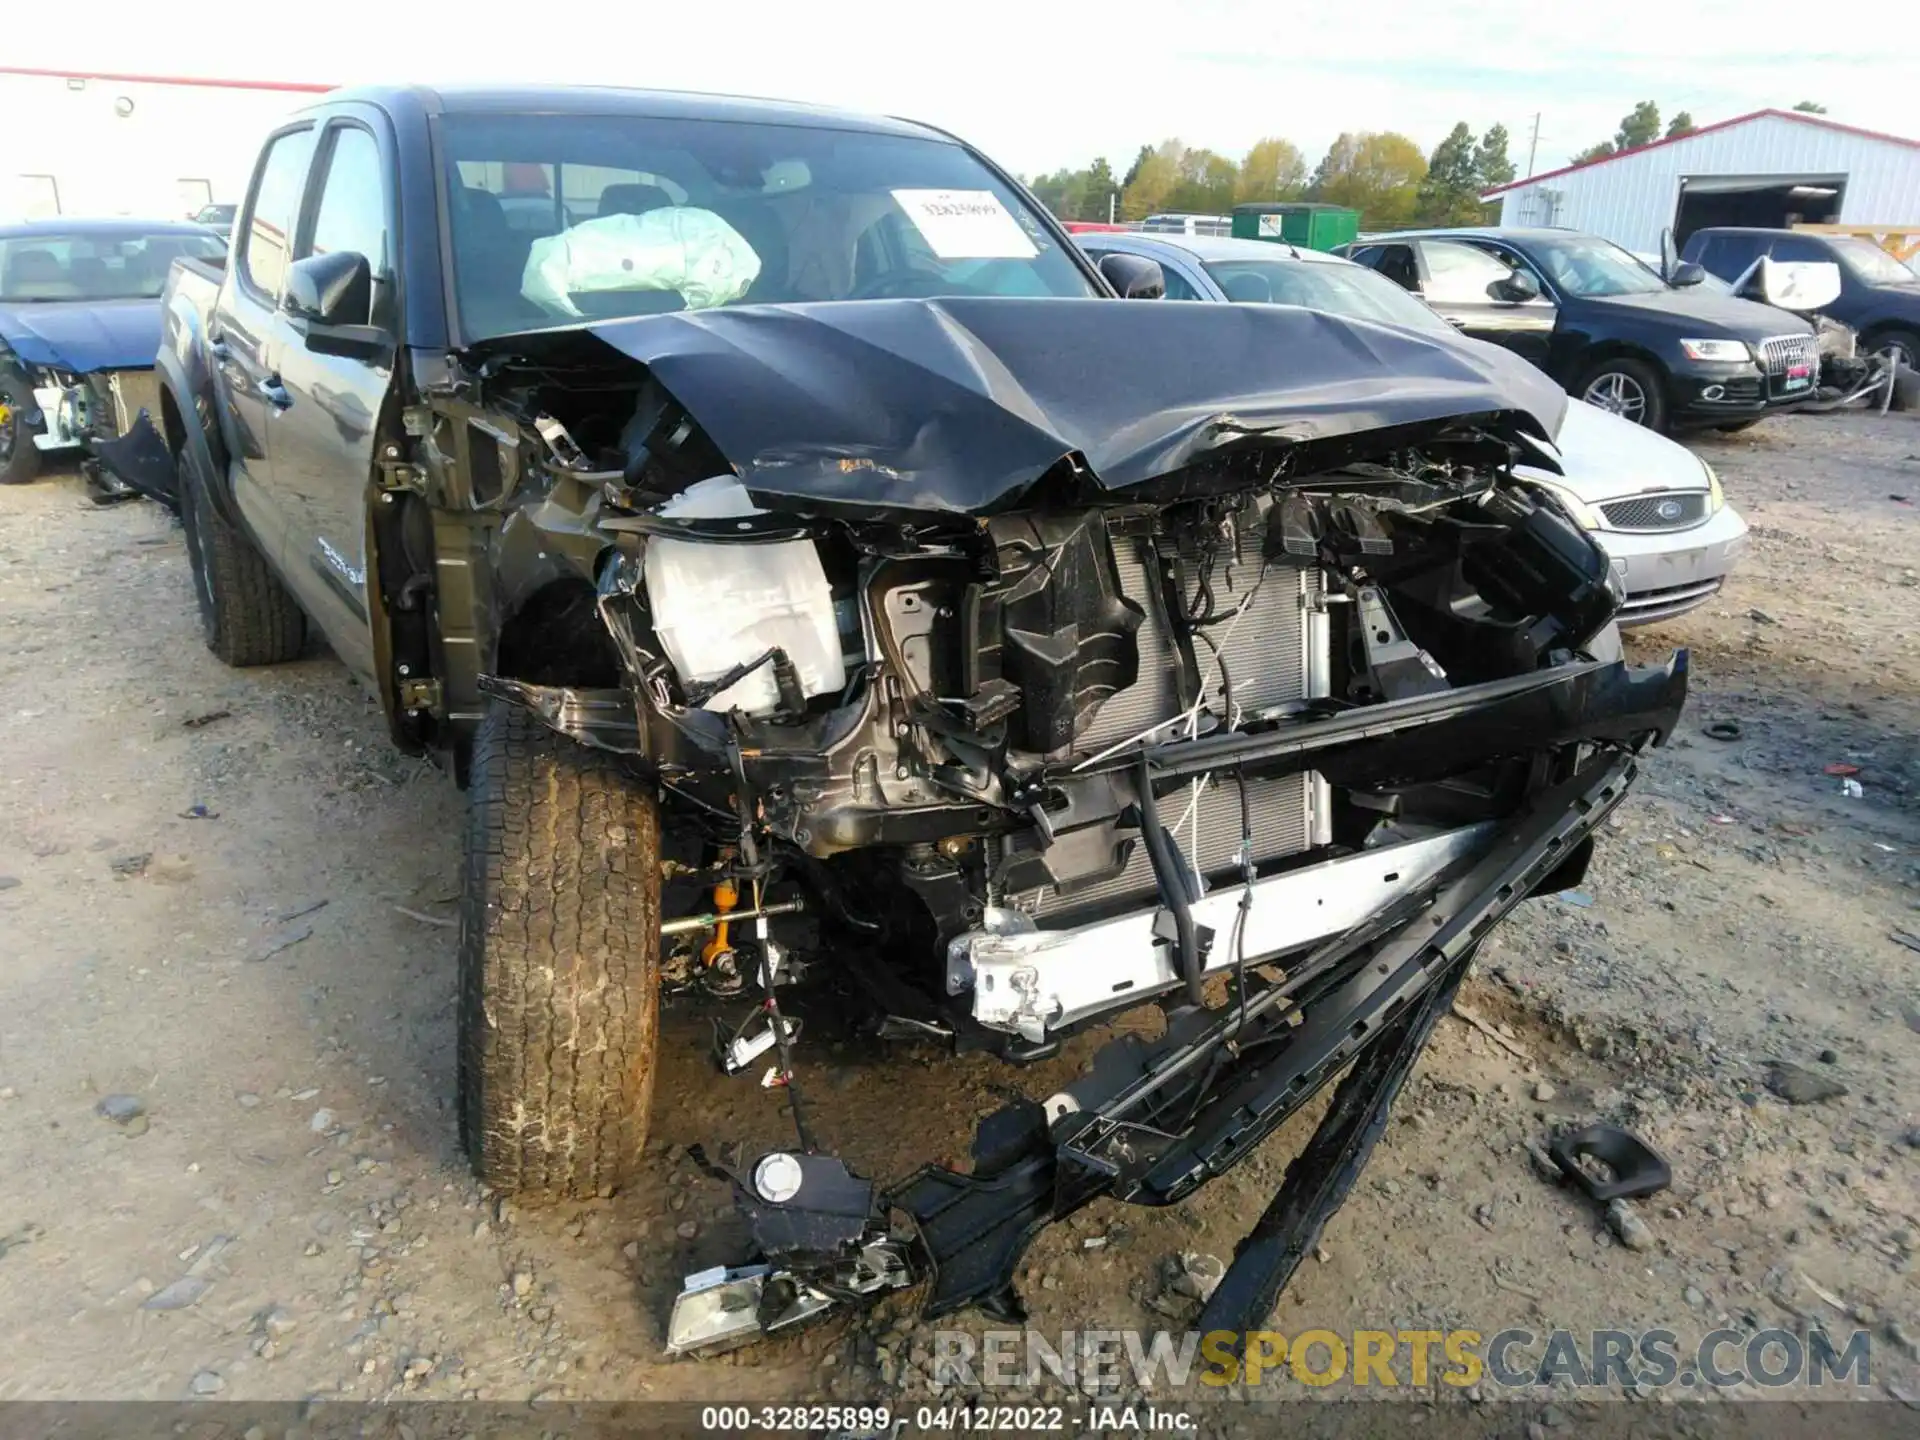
[{"left": 378, "top": 298, "right": 1688, "bottom": 1349}]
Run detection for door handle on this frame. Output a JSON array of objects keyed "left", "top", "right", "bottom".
[{"left": 260, "top": 376, "right": 292, "bottom": 410}]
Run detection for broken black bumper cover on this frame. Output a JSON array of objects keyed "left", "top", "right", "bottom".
[
  {"left": 90, "top": 412, "right": 179, "bottom": 510},
  {"left": 671, "top": 745, "right": 1643, "bottom": 1348}
]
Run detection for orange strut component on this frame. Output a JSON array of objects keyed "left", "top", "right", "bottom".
[{"left": 703, "top": 878, "right": 739, "bottom": 965}]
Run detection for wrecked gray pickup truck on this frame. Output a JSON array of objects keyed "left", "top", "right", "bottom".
[{"left": 126, "top": 84, "right": 1686, "bottom": 1349}]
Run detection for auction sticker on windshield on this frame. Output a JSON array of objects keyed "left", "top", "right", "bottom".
[{"left": 891, "top": 190, "right": 1039, "bottom": 259}]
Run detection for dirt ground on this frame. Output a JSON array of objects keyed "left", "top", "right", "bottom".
[{"left": 1, "top": 412, "right": 1916, "bottom": 1426}]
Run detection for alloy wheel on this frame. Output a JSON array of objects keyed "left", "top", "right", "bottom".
[{"left": 1582, "top": 371, "right": 1649, "bottom": 424}]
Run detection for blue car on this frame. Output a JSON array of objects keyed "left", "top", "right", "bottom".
[{"left": 0, "top": 217, "right": 226, "bottom": 499}]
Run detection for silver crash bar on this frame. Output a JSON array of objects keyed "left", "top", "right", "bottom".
[{"left": 948, "top": 824, "right": 1495, "bottom": 1042}]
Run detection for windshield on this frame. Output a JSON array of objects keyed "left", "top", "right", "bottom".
[
  {"left": 1829, "top": 236, "right": 1918, "bottom": 285},
  {"left": 1203, "top": 257, "right": 1454, "bottom": 334},
  {"left": 1525, "top": 235, "right": 1669, "bottom": 297},
  {"left": 0, "top": 229, "right": 226, "bottom": 303},
  {"left": 440, "top": 113, "right": 1098, "bottom": 341}
]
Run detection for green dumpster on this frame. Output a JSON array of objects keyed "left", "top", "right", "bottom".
[{"left": 1230, "top": 203, "right": 1361, "bottom": 252}]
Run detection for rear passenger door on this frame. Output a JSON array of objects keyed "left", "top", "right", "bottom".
[
  {"left": 1413, "top": 239, "right": 1558, "bottom": 365},
  {"left": 216, "top": 122, "right": 317, "bottom": 562},
  {"left": 268, "top": 112, "right": 400, "bottom": 685}
]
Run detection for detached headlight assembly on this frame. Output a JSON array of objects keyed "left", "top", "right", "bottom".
[
  {"left": 1531, "top": 481, "right": 1604, "bottom": 531},
  {"left": 1703, "top": 460, "right": 1725, "bottom": 514},
  {"left": 1679, "top": 338, "right": 1752, "bottom": 363}
]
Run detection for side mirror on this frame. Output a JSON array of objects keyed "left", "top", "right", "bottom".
[
  {"left": 1097, "top": 251, "right": 1166, "bottom": 300},
  {"left": 1668, "top": 260, "right": 1706, "bottom": 288},
  {"left": 285, "top": 250, "right": 373, "bottom": 327},
  {"left": 1491, "top": 268, "right": 1541, "bottom": 303}
]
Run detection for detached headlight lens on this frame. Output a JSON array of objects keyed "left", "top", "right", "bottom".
[
  {"left": 1680, "top": 338, "right": 1752, "bottom": 363},
  {"left": 1532, "top": 480, "right": 1604, "bottom": 531},
  {"left": 1703, "top": 461, "right": 1725, "bottom": 514}
]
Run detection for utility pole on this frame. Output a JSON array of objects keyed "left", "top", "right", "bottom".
[
  {"left": 1109, "top": 191, "right": 1116, "bottom": 224},
  {"left": 1526, "top": 113, "right": 1541, "bottom": 178}
]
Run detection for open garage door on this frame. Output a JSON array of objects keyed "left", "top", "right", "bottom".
[{"left": 1674, "top": 174, "right": 1845, "bottom": 248}]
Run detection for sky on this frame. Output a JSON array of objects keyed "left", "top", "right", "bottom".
[{"left": 14, "top": 0, "right": 1917, "bottom": 180}]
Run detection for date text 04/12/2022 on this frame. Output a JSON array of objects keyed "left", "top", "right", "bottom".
[{"left": 696, "top": 1404, "right": 1199, "bottom": 1432}]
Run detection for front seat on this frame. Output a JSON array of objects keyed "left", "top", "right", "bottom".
[
  {"left": 450, "top": 186, "right": 537, "bottom": 329},
  {"left": 4, "top": 248, "right": 71, "bottom": 298},
  {"left": 1219, "top": 271, "right": 1273, "bottom": 303}
]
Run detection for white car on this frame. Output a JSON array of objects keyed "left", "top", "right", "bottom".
[{"left": 1076, "top": 232, "right": 1749, "bottom": 626}]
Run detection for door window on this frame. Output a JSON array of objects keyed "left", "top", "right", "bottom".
[
  {"left": 1767, "top": 234, "right": 1832, "bottom": 265},
  {"left": 1156, "top": 262, "right": 1203, "bottom": 301},
  {"left": 1356, "top": 243, "right": 1418, "bottom": 291},
  {"left": 1418, "top": 240, "right": 1517, "bottom": 303},
  {"left": 306, "top": 126, "right": 392, "bottom": 276},
  {"left": 1695, "top": 232, "right": 1766, "bottom": 280},
  {"left": 240, "top": 127, "right": 316, "bottom": 300}
]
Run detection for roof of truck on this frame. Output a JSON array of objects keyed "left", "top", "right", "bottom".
[{"left": 317, "top": 84, "right": 951, "bottom": 143}]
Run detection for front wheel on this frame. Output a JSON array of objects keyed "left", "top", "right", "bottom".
[
  {"left": 0, "top": 372, "right": 43, "bottom": 486},
  {"left": 458, "top": 700, "right": 662, "bottom": 1200},
  {"left": 1577, "top": 358, "right": 1668, "bottom": 432}
]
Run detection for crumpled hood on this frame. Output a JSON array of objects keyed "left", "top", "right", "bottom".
[
  {"left": 509, "top": 297, "right": 1570, "bottom": 516},
  {"left": 0, "top": 299, "right": 162, "bottom": 373}
]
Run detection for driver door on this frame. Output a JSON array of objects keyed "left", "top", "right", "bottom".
[
  {"left": 266, "top": 114, "right": 400, "bottom": 686},
  {"left": 1414, "top": 239, "right": 1558, "bottom": 366}
]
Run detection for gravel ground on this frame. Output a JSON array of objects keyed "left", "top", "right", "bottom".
[{"left": 0, "top": 412, "right": 1915, "bottom": 1428}]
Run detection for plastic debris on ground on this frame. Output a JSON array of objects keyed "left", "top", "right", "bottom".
[
  {"left": 1557, "top": 890, "right": 1595, "bottom": 908},
  {"left": 1824, "top": 763, "right": 1861, "bottom": 777},
  {"left": 1839, "top": 778, "right": 1865, "bottom": 799}
]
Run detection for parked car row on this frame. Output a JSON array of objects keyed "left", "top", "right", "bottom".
[
  {"left": 1334, "top": 227, "right": 1822, "bottom": 435},
  {"left": 1074, "top": 230, "right": 1749, "bottom": 626}
]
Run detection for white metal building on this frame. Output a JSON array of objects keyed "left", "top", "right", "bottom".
[
  {"left": 0, "top": 66, "right": 328, "bottom": 222},
  {"left": 1482, "top": 109, "right": 1920, "bottom": 255}
]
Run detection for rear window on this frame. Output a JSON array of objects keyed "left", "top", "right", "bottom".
[{"left": 440, "top": 112, "right": 1097, "bottom": 340}]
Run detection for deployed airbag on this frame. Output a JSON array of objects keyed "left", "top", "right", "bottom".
[{"left": 521, "top": 209, "right": 761, "bottom": 317}]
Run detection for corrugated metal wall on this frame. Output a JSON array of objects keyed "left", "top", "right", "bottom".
[{"left": 1493, "top": 114, "right": 1920, "bottom": 253}]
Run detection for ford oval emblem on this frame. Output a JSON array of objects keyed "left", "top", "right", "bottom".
[{"left": 1656, "top": 499, "right": 1684, "bottom": 521}]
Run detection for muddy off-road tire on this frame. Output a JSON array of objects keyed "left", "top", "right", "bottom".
[
  {"left": 178, "top": 437, "right": 306, "bottom": 665},
  {"left": 458, "top": 700, "right": 661, "bottom": 1200}
]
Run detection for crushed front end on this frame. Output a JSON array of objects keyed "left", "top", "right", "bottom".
[{"left": 416, "top": 298, "right": 1686, "bottom": 1348}]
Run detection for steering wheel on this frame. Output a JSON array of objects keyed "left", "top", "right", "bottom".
[{"left": 850, "top": 269, "right": 956, "bottom": 301}]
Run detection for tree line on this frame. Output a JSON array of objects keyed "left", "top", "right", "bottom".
[
  {"left": 1027, "top": 122, "right": 1515, "bottom": 229},
  {"left": 1028, "top": 101, "right": 1831, "bottom": 229}
]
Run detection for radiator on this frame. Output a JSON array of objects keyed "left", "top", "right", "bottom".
[{"left": 1001, "top": 511, "right": 1331, "bottom": 923}]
